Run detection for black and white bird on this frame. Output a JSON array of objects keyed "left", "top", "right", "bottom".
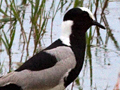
[{"left": 0, "top": 7, "right": 105, "bottom": 90}]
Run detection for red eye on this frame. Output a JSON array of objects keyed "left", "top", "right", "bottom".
[{"left": 83, "top": 12, "right": 89, "bottom": 17}]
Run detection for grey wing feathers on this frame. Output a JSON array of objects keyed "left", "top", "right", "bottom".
[
  {"left": 45, "top": 46, "right": 74, "bottom": 61},
  {"left": 0, "top": 46, "right": 76, "bottom": 90}
]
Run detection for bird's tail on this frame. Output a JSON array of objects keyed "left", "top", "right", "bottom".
[{"left": 0, "top": 84, "right": 22, "bottom": 90}]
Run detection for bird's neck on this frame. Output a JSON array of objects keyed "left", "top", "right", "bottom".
[
  {"left": 70, "top": 32, "right": 86, "bottom": 48},
  {"left": 60, "top": 20, "right": 87, "bottom": 48},
  {"left": 64, "top": 30, "right": 86, "bottom": 87},
  {"left": 70, "top": 32, "right": 86, "bottom": 69},
  {"left": 60, "top": 20, "right": 73, "bottom": 46},
  {"left": 60, "top": 20, "right": 86, "bottom": 62}
]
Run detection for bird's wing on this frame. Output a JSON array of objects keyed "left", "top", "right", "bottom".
[
  {"left": 16, "top": 50, "right": 57, "bottom": 71},
  {"left": 16, "top": 45, "right": 73, "bottom": 71},
  {"left": 0, "top": 54, "right": 76, "bottom": 90},
  {"left": 16, "top": 39, "right": 68, "bottom": 71}
]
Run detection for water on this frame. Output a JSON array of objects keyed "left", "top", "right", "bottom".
[{"left": 0, "top": 0, "right": 120, "bottom": 90}]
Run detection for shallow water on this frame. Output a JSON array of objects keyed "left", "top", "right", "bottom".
[{"left": 0, "top": 0, "right": 120, "bottom": 90}]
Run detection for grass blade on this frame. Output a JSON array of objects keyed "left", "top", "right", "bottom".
[{"left": 9, "top": 29, "right": 15, "bottom": 49}]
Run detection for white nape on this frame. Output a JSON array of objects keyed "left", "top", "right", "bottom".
[
  {"left": 60, "top": 20, "right": 73, "bottom": 46},
  {"left": 79, "top": 7, "right": 95, "bottom": 20}
]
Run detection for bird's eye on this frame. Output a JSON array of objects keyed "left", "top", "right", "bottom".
[{"left": 83, "top": 11, "right": 89, "bottom": 17}]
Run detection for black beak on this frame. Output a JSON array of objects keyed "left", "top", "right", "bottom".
[{"left": 92, "top": 20, "right": 105, "bottom": 29}]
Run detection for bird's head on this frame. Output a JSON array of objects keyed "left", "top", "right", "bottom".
[
  {"left": 60, "top": 7, "right": 105, "bottom": 46},
  {"left": 63, "top": 7, "right": 105, "bottom": 31}
]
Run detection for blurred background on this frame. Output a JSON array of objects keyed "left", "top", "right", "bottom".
[{"left": 0, "top": 0, "right": 120, "bottom": 90}]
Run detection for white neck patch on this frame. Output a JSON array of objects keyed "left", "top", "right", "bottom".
[
  {"left": 60, "top": 20, "right": 73, "bottom": 46},
  {"left": 79, "top": 7, "right": 95, "bottom": 20}
]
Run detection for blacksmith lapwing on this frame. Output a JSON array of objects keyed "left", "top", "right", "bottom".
[{"left": 0, "top": 7, "right": 105, "bottom": 90}]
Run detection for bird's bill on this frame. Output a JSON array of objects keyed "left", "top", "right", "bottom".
[{"left": 92, "top": 20, "right": 105, "bottom": 29}]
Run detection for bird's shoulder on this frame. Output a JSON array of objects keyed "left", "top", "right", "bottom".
[{"left": 16, "top": 39, "right": 73, "bottom": 71}]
